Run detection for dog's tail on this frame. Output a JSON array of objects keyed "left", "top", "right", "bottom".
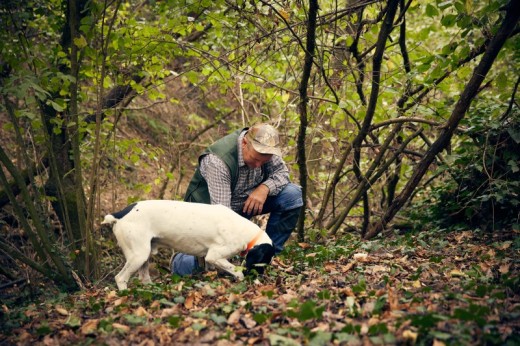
[{"left": 101, "top": 214, "right": 118, "bottom": 226}]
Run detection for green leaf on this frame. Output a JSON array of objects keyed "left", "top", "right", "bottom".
[
  {"left": 253, "top": 313, "right": 271, "bottom": 324},
  {"left": 268, "top": 334, "right": 301, "bottom": 346},
  {"left": 191, "top": 322, "right": 206, "bottom": 331},
  {"left": 210, "top": 313, "right": 227, "bottom": 325},
  {"left": 309, "top": 331, "right": 332, "bottom": 345},
  {"left": 441, "top": 14, "right": 457, "bottom": 27},
  {"left": 36, "top": 322, "right": 52, "bottom": 336},
  {"left": 410, "top": 313, "right": 442, "bottom": 330},
  {"left": 425, "top": 4, "right": 439, "bottom": 17},
  {"left": 168, "top": 316, "right": 182, "bottom": 327},
  {"left": 64, "top": 315, "right": 82, "bottom": 328},
  {"left": 123, "top": 314, "right": 147, "bottom": 325},
  {"left": 48, "top": 100, "right": 65, "bottom": 112},
  {"left": 73, "top": 35, "right": 87, "bottom": 48},
  {"left": 292, "top": 300, "right": 325, "bottom": 321}
]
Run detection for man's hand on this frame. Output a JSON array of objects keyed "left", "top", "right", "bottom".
[{"left": 243, "top": 184, "right": 270, "bottom": 216}]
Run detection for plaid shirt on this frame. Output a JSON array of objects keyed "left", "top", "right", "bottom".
[{"left": 199, "top": 132, "right": 290, "bottom": 213}]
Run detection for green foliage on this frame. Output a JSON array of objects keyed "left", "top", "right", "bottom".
[{"left": 409, "top": 108, "right": 520, "bottom": 232}]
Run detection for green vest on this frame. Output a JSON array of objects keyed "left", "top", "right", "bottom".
[{"left": 184, "top": 129, "right": 245, "bottom": 204}]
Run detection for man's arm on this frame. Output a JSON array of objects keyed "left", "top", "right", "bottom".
[
  {"left": 262, "top": 155, "right": 290, "bottom": 196},
  {"left": 199, "top": 154, "right": 232, "bottom": 208},
  {"left": 243, "top": 155, "right": 290, "bottom": 216}
]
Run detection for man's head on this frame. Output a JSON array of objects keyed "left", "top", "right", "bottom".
[{"left": 242, "top": 123, "right": 281, "bottom": 168}]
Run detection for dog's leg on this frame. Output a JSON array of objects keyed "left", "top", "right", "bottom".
[
  {"left": 138, "top": 260, "right": 152, "bottom": 284},
  {"left": 115, "top": 252, "right": 150, "bottom": 290},
  {"left": 205, "top": 249, "right": 244, "bottom": 280}
]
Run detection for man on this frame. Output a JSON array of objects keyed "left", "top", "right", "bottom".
[{"left": 171, "top": 123, "right": 303, "bottom": 275}]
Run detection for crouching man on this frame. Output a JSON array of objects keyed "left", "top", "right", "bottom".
[{"left": 172, "top": 123, "right": 303, "bottom": 275}]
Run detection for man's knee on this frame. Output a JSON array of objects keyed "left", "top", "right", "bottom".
[
  {"left": 278, "top": 183, "right": 303, "bottom": 210},
  {"left": 171, "top": 253, "right": 199, "bottom": 275}
]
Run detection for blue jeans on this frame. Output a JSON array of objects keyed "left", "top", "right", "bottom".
[{"left": 171, "top": 183, "right": 303, "bottom": 275}]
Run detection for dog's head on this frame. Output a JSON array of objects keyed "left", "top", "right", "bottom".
[{"left": 244, "top": 243, "right": 275, "bottom": 276}]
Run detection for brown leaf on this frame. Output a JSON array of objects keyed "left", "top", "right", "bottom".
[
  {"left": 80, "top": 319, "right": 99, "bottom": 335},
  {"left": 240, "top": 315, "right": 257, "bottom": 329},
  {"left": 134, "top": 306, "right": 149, "bottom": 317},
  {"left": 114, "top": 296, "right": 128, "bottom": 306},
  {"left": 387, "top": 286, "right": 400, "bottom": 310},
  {"left": 402, "top": 330, "right": 418, "bottom": 343},
  {"left": 499, "top": 263, "right": 511, "bottom": 274},
  {"left": 55, "top": 307, "right": 69, "bottom": 316},
  {"left": 160, "top": 307, "right": 180, "bottom": 318},
  {"left": 369, "top": 265, "right": 389, "bottom": 273},
  {"left": 324, "top": 263, "right": 337, "bottom": 272},
  {"left": 227, "top": 309, "right": 241, "bottom": 325},
  {"left": 106, "top": 290, "right": 118, "bottom": 300},
  {"left": 184, "top": 295, "right": 194, "bottom": 309},
  {"left": 353, "top": 253, "right": 368, "bottom": 262},
  {"left": 112, "top": 323, "right": 130, "bottom": 332},
  {"left": 449, "top": 269, "right": 466, "bottom": 278},
  {"left": 496, "top": 241, "right": 512, "bottom": 250},
  {"left": 345, "top": 261, "right": 357, "bottom": 273},
  {"left": 150, "top": 300, "right": 161, "bottom": 309}
]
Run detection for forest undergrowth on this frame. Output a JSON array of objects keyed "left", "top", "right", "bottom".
[{"left": 1, "top": 227, "right": 518, "bottom": 345}]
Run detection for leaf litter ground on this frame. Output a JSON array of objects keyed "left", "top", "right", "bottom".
[{"left": 1, "top": 229, "right": 518, "bottom": 345}]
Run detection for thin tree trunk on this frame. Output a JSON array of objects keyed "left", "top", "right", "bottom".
[
  {"left": 0, "top": 145, "right": 78, "bottom": 289},
  {"left": 296, "top": 0, "right": 318, "bottom": 241},
  {"left": 332, "top": 0, "right": 400, "bottom": 234}
]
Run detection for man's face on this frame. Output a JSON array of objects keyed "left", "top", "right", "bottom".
[{"left": 242, "top": 138, "right": 273, "bottom": 168}]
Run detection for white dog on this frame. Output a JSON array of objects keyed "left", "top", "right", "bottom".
[{"left": 102, "top": 200, "right": 275, "bottom": 290}]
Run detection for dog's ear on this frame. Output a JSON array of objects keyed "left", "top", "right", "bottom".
[{"left": 245, "top": 244, "right": 275, "bottom": 276}]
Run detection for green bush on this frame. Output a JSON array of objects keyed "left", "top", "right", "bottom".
[{"left": 411, "top": 110, "right": 519, "bottom": 232}]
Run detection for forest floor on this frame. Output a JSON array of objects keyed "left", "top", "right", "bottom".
[{"left": 1, "top": 227, "right": 518, "bottom": 345}]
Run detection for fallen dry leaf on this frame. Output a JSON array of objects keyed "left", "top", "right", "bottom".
[
  {"left": 134, "top": 306, "right": 149, "bottom": 317},
  {"left": 80, "top": 319, "right": 99, "bottom": 335},
  {"left": 449, "top": 269, "right": 466, "bottom": 277},
  {"left": 341, "top": 261, "right": 355, "bottom": 273},
  {"left": 499, "top": 263, "right": 511, "bottom": 274},
  {"left": 496, "top": 241, "right": 512, "bottom": 250},
  {"left": 227, "top": 309, "right": 241, "bottom": 325},
  {"left": 369, "top": 265, "right": 389, "bottom": 273},
  {"left": 403, "top": 329, "right": 418, "bottom": 342},
  {"left": 114, "top": 296, "right": 128, "bottom": 306},
  {"left": 150, "top": 300, "right": 161, "bottom": 309},
  {"left": 106, "top": 290, "right": 117, "bottom": 300},
  {"left": 112, "top": 323, "right": 130, "bottom": 332},
  {"left": 240, "top": 315, "right": 257, "bottom": 329},
  {"left": 160, "top": 307, "right": 180, "bottom": 318},
  {"left": 55, "top": 307, "right": 69, "bottom": 316},
  {"left": 353, "top": 253, "right": 368, "bottom": 261},
  {"left": 184, "top": 295, "right": 194, "bottom": 309}
]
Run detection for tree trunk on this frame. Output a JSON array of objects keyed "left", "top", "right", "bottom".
[{"left": 296, "top": 0, "right": 319, "bottom": 241}]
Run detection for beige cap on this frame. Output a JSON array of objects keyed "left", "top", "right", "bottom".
[{"left": 245, "top": 123, "right": 282, "bottom": 156}]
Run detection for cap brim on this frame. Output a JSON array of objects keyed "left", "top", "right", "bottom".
[{"left": 250, "top": 142, "right": 282, "bottom": 156}]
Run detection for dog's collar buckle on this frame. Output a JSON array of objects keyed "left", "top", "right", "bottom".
[{"left": 240, "top": 230, "right": 264, "bottom": 257}]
